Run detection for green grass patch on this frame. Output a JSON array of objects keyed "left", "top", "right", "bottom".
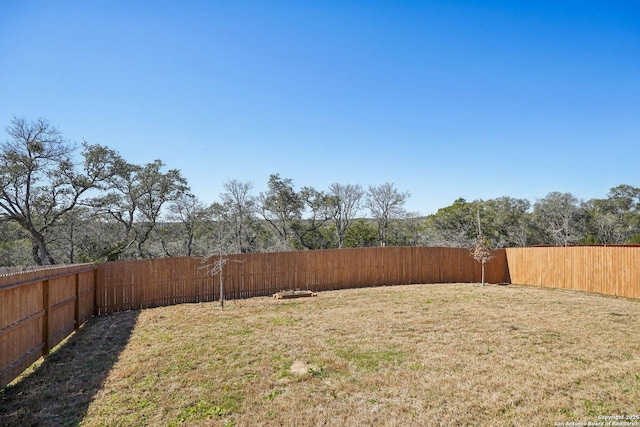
[{"left": 336, "top": 345, "right": 406, "bottom": 372}]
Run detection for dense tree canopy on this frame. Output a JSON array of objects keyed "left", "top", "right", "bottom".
[{"left": 2, "top": 116, "right": 639, "bottom": 266}]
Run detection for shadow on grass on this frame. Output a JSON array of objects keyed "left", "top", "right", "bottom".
[{"left": 0, "top": 310, "right": 140, "bottom": 427}]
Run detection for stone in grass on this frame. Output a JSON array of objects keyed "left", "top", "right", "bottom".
[{"left": 273, "top": 289, "right": 317, "bottom": 299}]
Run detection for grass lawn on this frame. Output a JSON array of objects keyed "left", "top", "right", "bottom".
[{"left": 2, "top": 283, "right": 640, "bottom": 426}]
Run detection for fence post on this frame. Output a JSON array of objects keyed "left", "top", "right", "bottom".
[
  {"left": 74, "top": 272, "right": 80, "bottom": 330},
  {"left": 93, "top": 266, "right": 99, "bottom": 317},
  {"left": 42, "top": 279, "right": 50, "bottom": 357}
]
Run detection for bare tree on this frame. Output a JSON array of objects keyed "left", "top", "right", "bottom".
[
  {"left": 328, "top": 183, "right": 364, "bottom": 248},
  {"left": 167, "top": 192, "right": 207, "bottom": 256},
  {"left": 0, "top": 117, "right": 114, "bottom": 264},
  {"left": 220, "top": 179, "right": 258, "bottom": 254},
  {"left": 203, "top": 199, "right": 244, "bottom": 310},
  {"left": 203, "top": 249, "right": 234, "bottom": 310},
  {"left": 365, "top": 182, "right": 410, "bottom": 247}
]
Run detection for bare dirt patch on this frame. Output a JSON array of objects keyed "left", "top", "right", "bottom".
[
  {"left": 290, "top": 360, "right": 319, "bottom": 376},
  {"left": 2, "top": 283, "right": 640, "bottom": 426}
]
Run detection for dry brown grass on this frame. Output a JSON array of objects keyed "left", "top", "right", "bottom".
[{"left": 2, "top": 283, "right": 640, "bottom": 426}]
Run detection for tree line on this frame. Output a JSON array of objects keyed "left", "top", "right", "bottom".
[{"left": 1, "top": 117, "right": 639, "bottom": 266}]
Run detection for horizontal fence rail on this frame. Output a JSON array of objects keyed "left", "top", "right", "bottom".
[
  {"left": 0, "top": 264, "right": 96, "bottom": 389},
  {"left": 94, "top": 247, "right": 508, "bottom": 315}
]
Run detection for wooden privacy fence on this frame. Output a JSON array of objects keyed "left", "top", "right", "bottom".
[
  {"left": 505, "top": 246, "right": 640, "bottom": 299},
  {"left": 95, "top": 247, "right": 508, "bottom": 315},
  {"left": 0, "top": 264, "right": 96, "bottom": 388},
  {"left": 3, "top": 245, "right": 640, "bottom": 389}
]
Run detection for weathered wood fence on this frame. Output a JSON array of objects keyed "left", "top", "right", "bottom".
[
  {"left": 94, "top": 247, "right": 507, "bottom": 314},
  {"left": 3, "top": 245, "right": 640, "bottom": 388},
  {"left": 0, "top": 264, "right": 96, "bottom": 389}
]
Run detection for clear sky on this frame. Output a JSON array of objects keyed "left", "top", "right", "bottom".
[{"left": 1, "top": 1, "right": 638, "bottom": 214}]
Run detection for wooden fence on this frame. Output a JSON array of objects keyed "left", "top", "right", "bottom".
[
  {"left": 505, "top": 246, "right": 640, "bottom": 299},
  {"left": 3, "top": 245, "right": 640, "bottom": 389},
  {"left": 0, "top": 264, "right": 96, "bottom": 388},
  {"left": 95, "top": 247, "right": 508, "bottom": 315}
]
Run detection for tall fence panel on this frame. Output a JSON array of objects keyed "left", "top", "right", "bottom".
[
  {"left": 485, "top": 248, "right": 509, "bottom": 284},
  {"left": 0, "top": 264, "right": 96, "bottom": 388},
  {"left": 95, "top": 247, "right": 507, "bottom": 314},
  {"left": 505, "top": 246, "right": 640, "bottom": 299}
]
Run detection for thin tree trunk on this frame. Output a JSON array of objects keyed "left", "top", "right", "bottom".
[
  {"left": 187, "top": 235, "right": 193, "bottom": 256},
  {"left": 219, "top": 258, "right": 224, "bottom": 310}
]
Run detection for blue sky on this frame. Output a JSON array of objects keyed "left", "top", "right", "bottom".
[{"left": 1, "top": 1, "right": 638, "bottom": 214}]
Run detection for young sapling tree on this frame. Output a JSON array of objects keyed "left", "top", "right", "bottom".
[
  {"left": 202, "top": 195, "right": 244, "bottom": 310},
  {"left": 470, "top": 233, "right": 495, "bottom": 286},
  {"left": 470, "top": 207, "right": 494, "bottom": 286}
]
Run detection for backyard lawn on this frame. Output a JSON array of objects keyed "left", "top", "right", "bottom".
[{"left": 2, "top": 283, "right": 640, "bottom": 426}]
